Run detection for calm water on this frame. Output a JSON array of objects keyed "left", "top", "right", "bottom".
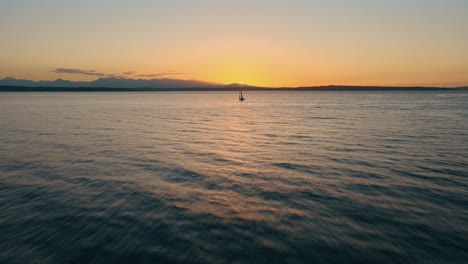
[{"left": 1, "top": 91, "right": 467, "bottom": 264}]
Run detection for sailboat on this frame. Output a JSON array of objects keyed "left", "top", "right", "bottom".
[{"left": 239, "top": 90, "right": 245, "bottom": 101}]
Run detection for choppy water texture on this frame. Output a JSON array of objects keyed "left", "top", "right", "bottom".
[{"left": 1, "top": 91, "right": 467, "bottom": 264}]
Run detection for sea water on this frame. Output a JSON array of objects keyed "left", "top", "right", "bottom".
[{"left": 1, "top": 91, "right": 467, "bottom": 263}]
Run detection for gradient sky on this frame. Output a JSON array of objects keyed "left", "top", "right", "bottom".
[{"left": 1, "top": 0, "right": 467, "bottom": 87}]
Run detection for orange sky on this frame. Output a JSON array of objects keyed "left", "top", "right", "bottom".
[{"left": 1, "top": 1, "right": 467, "bottom": 87}]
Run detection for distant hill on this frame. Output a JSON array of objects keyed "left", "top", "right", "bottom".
[
  {"left": 0, "top": 77, "right": 225, "bottom": 89},
  {"left": 0, "top": 77, "right": 466, "bottom": 91}
]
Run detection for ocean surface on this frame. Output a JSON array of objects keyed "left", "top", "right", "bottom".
[{"left": 0, "top": 91, "right": 467, "bottom": 264}]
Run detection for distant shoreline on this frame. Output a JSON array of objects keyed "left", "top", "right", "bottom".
[{"left": 1, "top": 85, "right": 466, "bottom": 92}]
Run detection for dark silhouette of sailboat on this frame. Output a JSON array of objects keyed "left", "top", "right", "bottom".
[{"left": 239, "top": 90, "right": 245, "bottom": 101}]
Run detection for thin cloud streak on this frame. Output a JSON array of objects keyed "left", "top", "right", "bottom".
[
  {"left": 51, "top": 68, "right": 185, "bottom": 79},
  {"left": 136, "top": 72, "right": 186, "bottom": 78},
  {"left": 51, "top": 68, "right": 106, "bottom": 77}
]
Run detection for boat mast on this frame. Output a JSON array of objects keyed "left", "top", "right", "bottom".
[{"left": 239, "top": 90, "right": 244, "bottom": 100}]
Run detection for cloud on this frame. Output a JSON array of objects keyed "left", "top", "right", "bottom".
[
  {"left": 51, "top": 68, "right": 186, "bottom": 79},
  {"left": 105, "top": 74, "right": 120, "bottom": 78},
  {"left": 51, "top": 68, "right": 105, "bottom": 77},
  {"left": 136, "top": 72, "right": 185, "bottom": 78}
]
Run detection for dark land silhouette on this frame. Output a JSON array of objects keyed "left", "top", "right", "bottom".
[{"left": 0, "top": 77, "right": 466, "bottom": 91}]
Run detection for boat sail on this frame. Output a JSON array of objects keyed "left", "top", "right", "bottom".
[{"left": 239, "top": 90, "right": 245, "bottom": 101}]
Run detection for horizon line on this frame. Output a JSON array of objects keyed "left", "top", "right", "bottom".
[{"left": 1, "top": 76, "right": 467, "bottom": 89}]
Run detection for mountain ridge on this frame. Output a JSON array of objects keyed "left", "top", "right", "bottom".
[
  {"left": 0, "top": 77, "right": 228, "bottom": 88},
  {"left": 0, "top": 77, "right": 466, "bottom": 91}
]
